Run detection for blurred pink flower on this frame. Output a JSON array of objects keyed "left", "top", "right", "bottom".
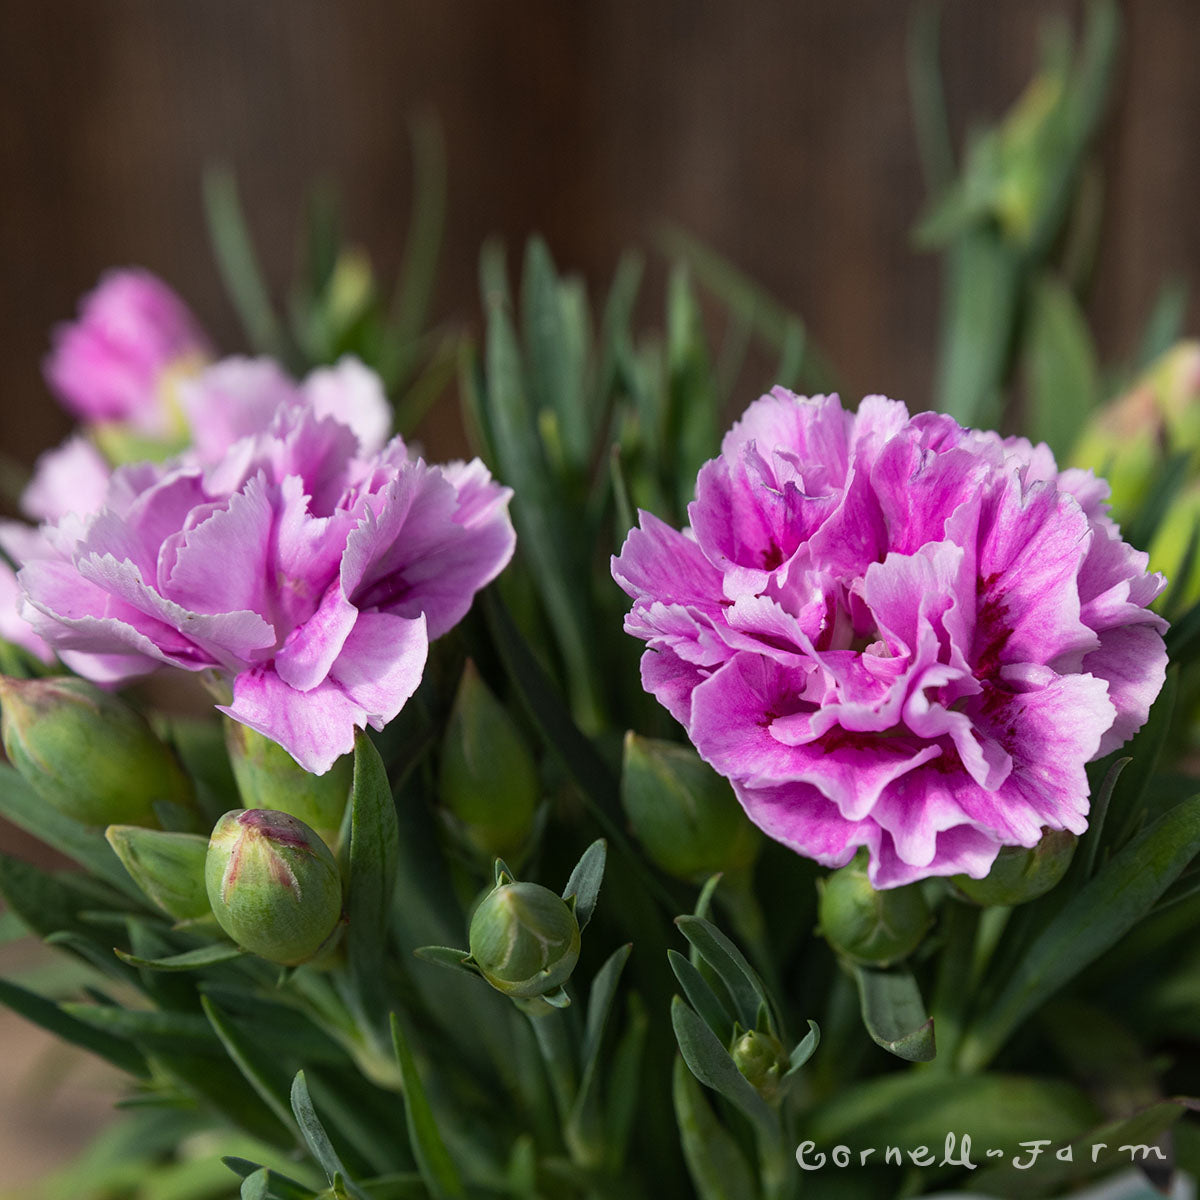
[
  {"left": 20, "top": 366, "right": 515, "bottom": 773},
  {"left": 613, "top": 389, "right": 1167, "bottom": 888},
  {"left": 45, "top": 269, "right": 212, "bottom": 432}
]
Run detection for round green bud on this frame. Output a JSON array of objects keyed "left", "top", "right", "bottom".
[
  {"left": 818, "top": 852, "right": 932, "bottom": 966},
  {"left": 205, "top": 809, "right": 343, "bottom": 965},
  {"left": 106, "top": 826, "right": 211, "bottom": 920},
  {"left": 468, "top": 881, "right": 581, "bottom": 999},
  {"left": 0, "top": 675, "right": 193, "bottom": 827},
  {"left": 621, "top": 733, "right": 761, "bottom": 882},
  {"left": 223, "top": 718, "right": 351, "bottom": 851},
  {"left": 730, "top": 1028, "right": 789, "bottom": 1104},
  {"left": 439, "top": 662, "right": 539, "bottom": 862},
  {"left": 953, "top": 830, "right": 1077, "bottom": 907}
]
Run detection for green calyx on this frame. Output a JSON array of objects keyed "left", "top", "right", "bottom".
[
  {"left": 106, "top": 825, "right": 211, "bottom": 921},
  {"left": 0, "top": 674, "right": 193, "bottom": 828},
  {"left": 953, "top": 829, "right": 1077, "bottom": 907},
  {"left": 223, "top": 718, "right": 351, "bottom": 851},
  {"left": 730, "top": 1027, "right": 790, "bottom": 1104},
  {"left": 205, "top": 808, "right": 344, "bottom": 966},
  {"left": 468, "top": 879, "right": 581, "bottom": 999},
  {"left": 818, "top": 851, "right": 932, "bottom": 966},
  {"left": 621, "top": 732, "right": 761, "bottom": 882},
  {"left": 438, "top": 661, "right": 539, "bottom": 862}
]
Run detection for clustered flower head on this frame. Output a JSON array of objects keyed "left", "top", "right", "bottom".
[
  {"left": 613, "top": 389, "right": 1168, "bottom": 888},
  {"left": 12, "top": 273, "right": 515, "bottom": 775}
]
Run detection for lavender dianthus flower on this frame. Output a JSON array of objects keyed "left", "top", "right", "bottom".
[
  {"left": 612, "top": 390, "right": 1167, "bottom": 888},
  {"left": 19, "top": 361, "right": 515, "bottom": 774}
]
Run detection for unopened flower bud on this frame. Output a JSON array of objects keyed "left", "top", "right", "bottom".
[
  {"left": 818, "top": 852, "right": 932, "bottom": 966},
  {"left": 730, "top": 1028, "right": 789, "bottom": 1105},
  {"left": 621, "top": 733, "right": 761, "bottom": 882},
  {"left": 468, "top": 881, "right": 580, "bottom": 999},
  {"left": 224, "top": 719, "right": 351, "bottom": 850},
  {"left": 0, "top": 675, "right": 192, "bottom": 827},
  {"left": 205, "top": 809, "right": 343, "bottom": 965},
  {"left": 105, "top": 826, "right": 211, "bottom": 921},
  {"left": 439, "top": 662, "right": 538, "bottom": 862},
  {"left": 953, "top": 829, "right": 1077, "bottom": 907}
]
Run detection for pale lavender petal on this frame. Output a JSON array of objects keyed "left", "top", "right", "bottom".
[
  {"left": 304, "top": 357, "right": 392, "bottom": 455},
  {"left": 21, "top": 437, "right": 111, "bottom": 524},
  {"left": 180, "top": 357, "right": 299, "bottom": 462},
  {"left": 327, "top": 611, "right": 428, "bottom": 719}
]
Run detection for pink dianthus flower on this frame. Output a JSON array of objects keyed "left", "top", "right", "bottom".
[
  {"left": 19, "top": 363, "right": 515, "bottom": 774},
  {"left": 612, "top": 390, "right": 1167, "bottom": 888}
]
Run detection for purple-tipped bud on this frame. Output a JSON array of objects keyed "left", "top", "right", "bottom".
[
  {"left": 205, "top": 809, "right": 343, "bottom": 965},
  {"left": 0, "top": 675, "right": 193, "bottom": 827}
]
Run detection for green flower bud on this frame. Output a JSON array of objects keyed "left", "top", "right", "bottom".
[
  {"left": 468, "top": 881, "right": 580, "bottom": 999},
  {"left": 953, "top": 829, "right": 1077, "bottom": 907},
  {"left": 621, "top": 733, "right": 761, "bottom": 882},
  {"left": 106, "top": 825, "right": 211, "bottom": 920},
  {"left": 224, "top": 718, "right": 351, "bottom": 850},
  {"left": 730, "top": 1028, "right": 789, "bottom": 1105},
  {"left": 439, "top": 662, "right": 538, "bottom": 862},
  {"left": 0, "top": 675, "right": 192, "bottom": 827},
  {"left": 818, "top": 852, "right": 932, "bottom": 966},
  {"left": 205, "top": 809, "right": 343, "bottom": 965}
]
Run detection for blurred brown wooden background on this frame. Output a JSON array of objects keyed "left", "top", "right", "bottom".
[{"left": 1, "top": 0, "right": 1199, "bottom": 464}]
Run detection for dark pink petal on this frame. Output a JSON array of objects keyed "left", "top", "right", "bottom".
[{"left": 612, "top": 511, "right": 725, "bottom": 606}]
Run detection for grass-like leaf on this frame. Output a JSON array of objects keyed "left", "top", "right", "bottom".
[
  {"left": 671, "top": 1056, "right": 760, "bottom": 1200},
  {"left": 562, "top": 838, "right": 607, "bottom": 932},
  {"left": 389, "top": 1014, "right": 466, "bottom": 1200},
  {"left": 114, "top": 943, "right": 246, "bottom": 972}
]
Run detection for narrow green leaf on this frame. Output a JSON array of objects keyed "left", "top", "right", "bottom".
[
  {"left": 670, "top": 996, "right": 778, "bottom": 1145},
  {"left": 0, "top": 854, "right": 135, "bottom": 957},
  {"left": 1125, "top": 450, "right": 1190, "bottom": 552},
  {"left": 290, "top": 1071, "right": 366, "bottom": 1198},
  {"left": 203, "top": 168, "right": 289, "bottom": 360},
  {"left": 1075, "top": 756, "right": 1130, "bottom": 881},
  {"left": 61, "top": 1003, "right": 219, "bottom": 1053},
  {"left": 390, "top": 114, "right": 446, "bottom": 362},
  {"left": 1135, "top": 278, "right": 1189, "bottom": 371},
  {"left": 659, "top": 226, "right": 841, "bottom": 394},
  {"left": 0, "top": 764, "right": 142, "bottom": 896},
  {"left": 604, "top": 994, "right": 648, "bottom": 1169},
  {"left": 668, "top": 950, "right": 734, "bottom": 1042},
  {"left": 522, "top": 239, "right": 590, "bottom": 470},
  {"left": 674, "top": 915, "right": 770, "bottom": 1034},
  {"left": 786, "top": 1019, "right": 821, "bottom": 1075},
  {"left": 906, "top": 0, "right": 955, "bottom": 194},
  {"left": 672, "top": 1056, "right": 760, "bottom": 1200},
  {"left": 347, "top": 730, "right": 399, "bottom": 1025},
  {"left": 852, "top": 965, "right": 936, "bottom": 1062},
  {"left": 1025, "top": 274, "right": 1100, "bottom": 459},
  {"left": 114, "top": 942, "right": 246, "bottom": 972},
  {"left": 562, "top": 838, "right": 607, "bottom": 932},
  {"left": 961, "top": 793, "right": 1200, "bottom": 1069},
  {"left": 224, "top": 1158, "right": 318, "bottom": 1200},
  {"left": 389, "top": 1014, "right": 466, "bottom": 1200},
  {"left": 567, "top": 943, "right": 633, "bottom": 1160},
  {"left": 934, "top": 226, "right": 1022, "bottom": 429},
  {"left": 0, "top": 978, "right": 147, "bottom": 1077},
  {"left": 594, "top": 252, "right": 644, "bottom": 413},
  {"left": 202, "top": 996, "right": 298, "bottom": 1137},
  {"left": 411, "top": 946, "right": 479, "bottom": 977}
]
